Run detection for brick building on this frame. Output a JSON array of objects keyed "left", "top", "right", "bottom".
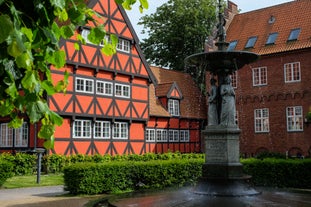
[{"left": 225, "top": 0, "right": 311, "bottom": 157}]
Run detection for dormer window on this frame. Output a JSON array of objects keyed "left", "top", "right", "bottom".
[
  {"left": 266, "top": 32, "right": 278, "bottom": 45},
  {"left": 245, "top": 36, "right": 257, "bottom": 48},
  {"left": 168, "top": 99, "right": 180, "bottom": 116},
  {"left": 227, "top": 40, "right": 238, "bottom": 51},
  {"left": 288, "top": 28, "right": 301, "bottom": 41}
]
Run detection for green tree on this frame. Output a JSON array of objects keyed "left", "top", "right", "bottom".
[
  {"left": 139, "top": 0, "right": 218, "bottom": 71},
  {"left": 0, "top": 0, "right": 148, "bottom": 149}
]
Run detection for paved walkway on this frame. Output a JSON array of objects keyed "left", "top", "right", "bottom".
[{"left": 0, "top": 186, "right": 97, "bottom": 207}]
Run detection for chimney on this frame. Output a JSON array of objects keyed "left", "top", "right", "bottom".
[{"left": 225, "top": 1, "right": 239, "bottom": 29}]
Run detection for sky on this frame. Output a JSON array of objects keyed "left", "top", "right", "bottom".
[{"left": 126, "top": 0, "right": 294, "bottom": 40}]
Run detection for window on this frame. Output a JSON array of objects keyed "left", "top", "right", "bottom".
[
  {"left": 231, "top": 71, "right": 237, "bottom": 88},
  {"left": 113, "top": 122, "right": 128, "bottom": 139},
  {"left": 15, "top": 122, "right": 28, "bottom": 147},
  {"left": 288, "top": 28, "right": 301, "bottom": 41},
  {"left": 146, "top": 129, "right": 155, "bottom": 142},
  {"left": 94, "top": 121, "right": 110, "bottom": 139},
  {"left": 168, "top": 99, "right": 180, "bottom": 116},
  {"left": 156, "top": 129, "right": 168, "bottom": 142},
  {"left": 254, "top": 109, "right": 269, "bottom": 133},
  {"left": 169, "top": 130, "right": 179, "bottom": 142},
  {"left": 81, "top": 29, "right": 91, "bottom": 44},
  {"left": 0, "top": 122, "right": 28, "bottom": 147},
  {"left": 245, "top": 36, "right": 257, "bottom": 48},
  {"left": 287, "top": 106, "right": 303, "bottom": 132},
  {"left": 252, "top": 67, "right": 267, "bottom": 86},
  {"left": 117, "top": 39, "right": 130, "bottom": 53},
  {"left": 180, "top": 130, "right": 190, "bottom": 142},
  {"left": 115, "top": 84, "right": 130, "bottom": 98},
  {"left": 76, "top": 78, "right": 94, "bottom": 93},
  {"left": 73, "top": 120, "right": 92, "bottom": 138},
  {"left": 266, "top": 33, "right": 278, "bottom": 45},
  {"left": 284, "top": 62, "right": 301, "bottom": 83},
  {"left": 97, "top": 81, "right": 113, "bottom": 96},
  {"left": 227, "top": 40, "right": 238, "bottom": 51}
]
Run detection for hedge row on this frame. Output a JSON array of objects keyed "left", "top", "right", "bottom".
[
  {"left": 64, "top": 159, "right": 203, "bottom": 195},
  {"left": 0, "top": 160, "right": 14, "bottom": 186},
  {"left": 0, "top": 153, "right": 36, "bottom": 175},
  {"left": 64, "top": 158, "right": 311, "bottom": 195},
  {"left": 242, "top": 158, "right": 311, "bottom": 188}
]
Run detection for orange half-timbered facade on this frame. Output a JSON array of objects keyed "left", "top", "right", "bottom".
[{"left": 0, "top": 0, "right": 207, "bottom": 155}]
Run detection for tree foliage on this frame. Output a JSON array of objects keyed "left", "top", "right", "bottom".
[
  {"left": 139, "top": 0, "right": 218, "bottom": 71},
  {"left": 0, "top": 0, "right": 148, "bottom": 149}
]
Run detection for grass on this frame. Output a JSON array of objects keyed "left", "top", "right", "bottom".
[{"left": 2, "top": 173, "right": 64, "bottom": 189}]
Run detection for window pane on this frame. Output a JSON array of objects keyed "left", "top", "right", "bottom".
[
  {"left": 266, "top": 33, "right": 278, "bottom": 44},
  {"left": 288, "top": 28, "right": 300, "bottom": 41},
  {"left": 228, "top": 40, "right": 238, "bottom": 51},
  {"left": 245, "top": 36, "right": 257, "bottom": 48}
]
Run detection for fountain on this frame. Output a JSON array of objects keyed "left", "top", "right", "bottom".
[{"left": 104, "top": 1, "right": 311, "bottom": 206}]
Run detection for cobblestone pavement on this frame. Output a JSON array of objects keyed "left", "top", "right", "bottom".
[{"left": 0, "top": 186, "right": 96, "bottom": 207}]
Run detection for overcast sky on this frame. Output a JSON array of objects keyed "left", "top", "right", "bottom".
[{"left": 126, "top": 0, "right": 294, "bottom": 40}]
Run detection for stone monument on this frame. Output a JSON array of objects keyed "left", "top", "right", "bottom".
[{"left": 185, "top": 0, "right": 260, "bottom": 196}]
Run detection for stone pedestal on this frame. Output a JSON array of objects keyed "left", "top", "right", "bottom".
[{"left": 193, "top": 125, "right": 259, "bottom": 196}]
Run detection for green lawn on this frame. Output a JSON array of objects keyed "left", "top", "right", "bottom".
[{"left": 3, "top": 174, "right": 64, "bottom": 189}]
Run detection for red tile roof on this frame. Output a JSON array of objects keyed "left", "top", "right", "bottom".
[
  {"left": 150, "top": 66, "right": 207, "bottom": 119},
  {"left": 227, "top": 0, "right": 311, "bottom": 55}
]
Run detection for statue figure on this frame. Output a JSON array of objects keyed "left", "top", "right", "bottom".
[
  {"left": 220, "top": 75, "right": 236, "bottom": 126},
  {"left": 208, "top": 78, "right": 218, "bottom": 125}
]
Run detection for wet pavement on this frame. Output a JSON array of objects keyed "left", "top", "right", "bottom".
[{"left": 108, "top": 187, "right": 311, "bottom": 207}]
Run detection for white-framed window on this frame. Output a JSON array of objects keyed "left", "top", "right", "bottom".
[
  {"left": 146, "top": 128, "right": 155, "bottom": 142},
  {"left": 15, "top": 122, "right": 28, "bottom": 147},
  {"left": 115, "top": 84, "right": 130, "bottom": 98},
  {"left": 0, "top": 122, "right": 28, "bottom": 148},
  {"left": 76, "top": 77, "right": 94, "bottom": 93},
  {"left": 284, "top": 62, "right": 301, "bottom": 83},
  {"left": 113, "top": 122, "right": 128, "bottom": 139},
  {"left": 73, "top": 120, "right": 92, "bottom": 138},
  {"left": 168, "top": 130, "right": 179, "bottom": 142},
  {"left": 168, "top": 99, "right": 180, "bottom": 116},
  {"left": 254, "top": 108, "right": 269, "bottom": 133},
  {"left": 252, "top": 67, "right": 267, "bottom": 86},
  {"left": 81, "top": 28, "right": 92, "bottom": 44},
  {"left": 117, "top": 39, "right": 130, "bottom": 53},
  {"left": 156, "top": 129, "right": 168, "bottom": 142},
  {"left": 287, "top": 106, "right": 303, "bottom": 132},
  {"left": 96, "top": 81, "right": 113, "bottom": 96},
  {"left": 231, "top": 71, "right": 237, "bottom": 88},
  {"left": 180, "top": 130, "right": 190, "bottom": 142},
  {"left": 94, "top": 121, "right": 110, "bottom": 139}
]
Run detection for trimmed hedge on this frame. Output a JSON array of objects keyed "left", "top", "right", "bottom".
[
  {"left": 242, "top": 158, "right": 311, "bottom": 188},
  {"left": 0, "top": 153, "right": 36, "bottom": 175},
  {"left": 0, "top": 160, "right": 14, "bottom": 186},
  {"left": 64, "top": 159, "right": 203, "bottom": 195}
]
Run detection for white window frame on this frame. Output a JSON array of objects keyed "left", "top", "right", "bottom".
[
  {"left": 73, "top": 120, "right": 92, "bottom": 138},
  {"left": 252, "top": 67, "right": 267, "bottom": 86},
  {"left": 156, "top": 129, "right": 168, "bottom": 142},
  {"left": 146, "top": 128, "right": 155, "bottom": 142},
  {"left": 113, "top": 122, "right": 128, "bottom": 139},
  {"left": 81, "top": 29, "right": 92, "bottom": 44},
  {"left": 169, "top": 130, "right": 179, "bottom": 142},
  {"left": 254, "top": 108, "right": 270, "bottom": 133},
  {"left": 286, "top": 106, "right": 303, "bottom": 132},
  {"left": 76, "top": 77, "right": 94, "bottom": 94},
  {"left": 115, "top": 83, "right": 130, "bottom": 98},
  {"left": 96, "top": 81, "right": 113, "bottom": 96},
  {"left": 180, "top": 130, "right": 190, "bottom": 142},
  {"left": 94, "top": 121, "right": 110, "bottom": 139},
  {"left": 117, "top": 39, "right": 130, "bottom": 53},
  {"left": 15, "top": 122, "right": 28, "bottom": 147},
  {"left": 168, "top": 99, "right": 180, "bottom": 116},
  {"left": 284, "top": 62, "right": 301, "bottom": 83}
]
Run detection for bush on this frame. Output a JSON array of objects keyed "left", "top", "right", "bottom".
[
  {"left": 242, "top": 158, "right": 311, "bottom": 188},
  {"left": 0, "top": 153, "right": 36, "bottom": 175},
  {"left": 0, "top": 160, "right": 14, "bottom": 186},
  {"left": 64, "top": 159, "right": 204, "bottom": 195}
]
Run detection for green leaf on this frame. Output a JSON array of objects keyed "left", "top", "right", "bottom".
[
  {"left": 5, "top": 82, "right": 18, "bottom": 98},
  {"left": 42, "top": 80, "right": 56, "bottom": 95},
  {"left": 50, "top": 0, "right": 65, "bottom": 9},
  {"left": 0, "top": 15, "right": 13, "bottom": 43},
  {"left": 139, "top": 0, "right": 149, "bottom": 9},
  {"left": 22, "top": 70, "right": 40, "bottom": 92},
  {"left": 48, "top": 111, "right": 63, "bottom": 126},
  {"left": 21, "top": 27, "right": 33, "bottom": 42},
  {"left": 43, "top": 136, "right": 55, "bottom": 149},
  {"left": 38, "top": 124, "right": 55, "bottom": 139},
  {"left": 7, "top": 39, "right": 24, "bottom": 58},
  {"left": 60, "top": 25, "right": 75, "bottom": 38},
  {"left": 8, "top": 117, "right": 23, "bottom": 128},
  {"left": 26, "top": 101, "right": 49, "bottom": 123},
  {"left": 74, "top": 42, "right": 80, "bottom": 50},
  {"left": 16, "top": 52, "right": 33, "bottom": 70},
  {"left": 88, "top": 27, "right": 106, "bottom": 45},
  {"left": 0, "top": 100, "right": 14, "bottom": 116},
  {"left": 46, "top": 50, "right": 66, "bottom": 68}
]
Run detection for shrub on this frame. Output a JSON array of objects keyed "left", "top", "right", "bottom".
[
  {"left": 0, "top": 160, "right": 14, "bottom": 186},
  {"left": 0, "top": 153, "right": 36, "bottom": 175},
  {"left": 64, "top": 159, "right": 204, "bottom": 195}
]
